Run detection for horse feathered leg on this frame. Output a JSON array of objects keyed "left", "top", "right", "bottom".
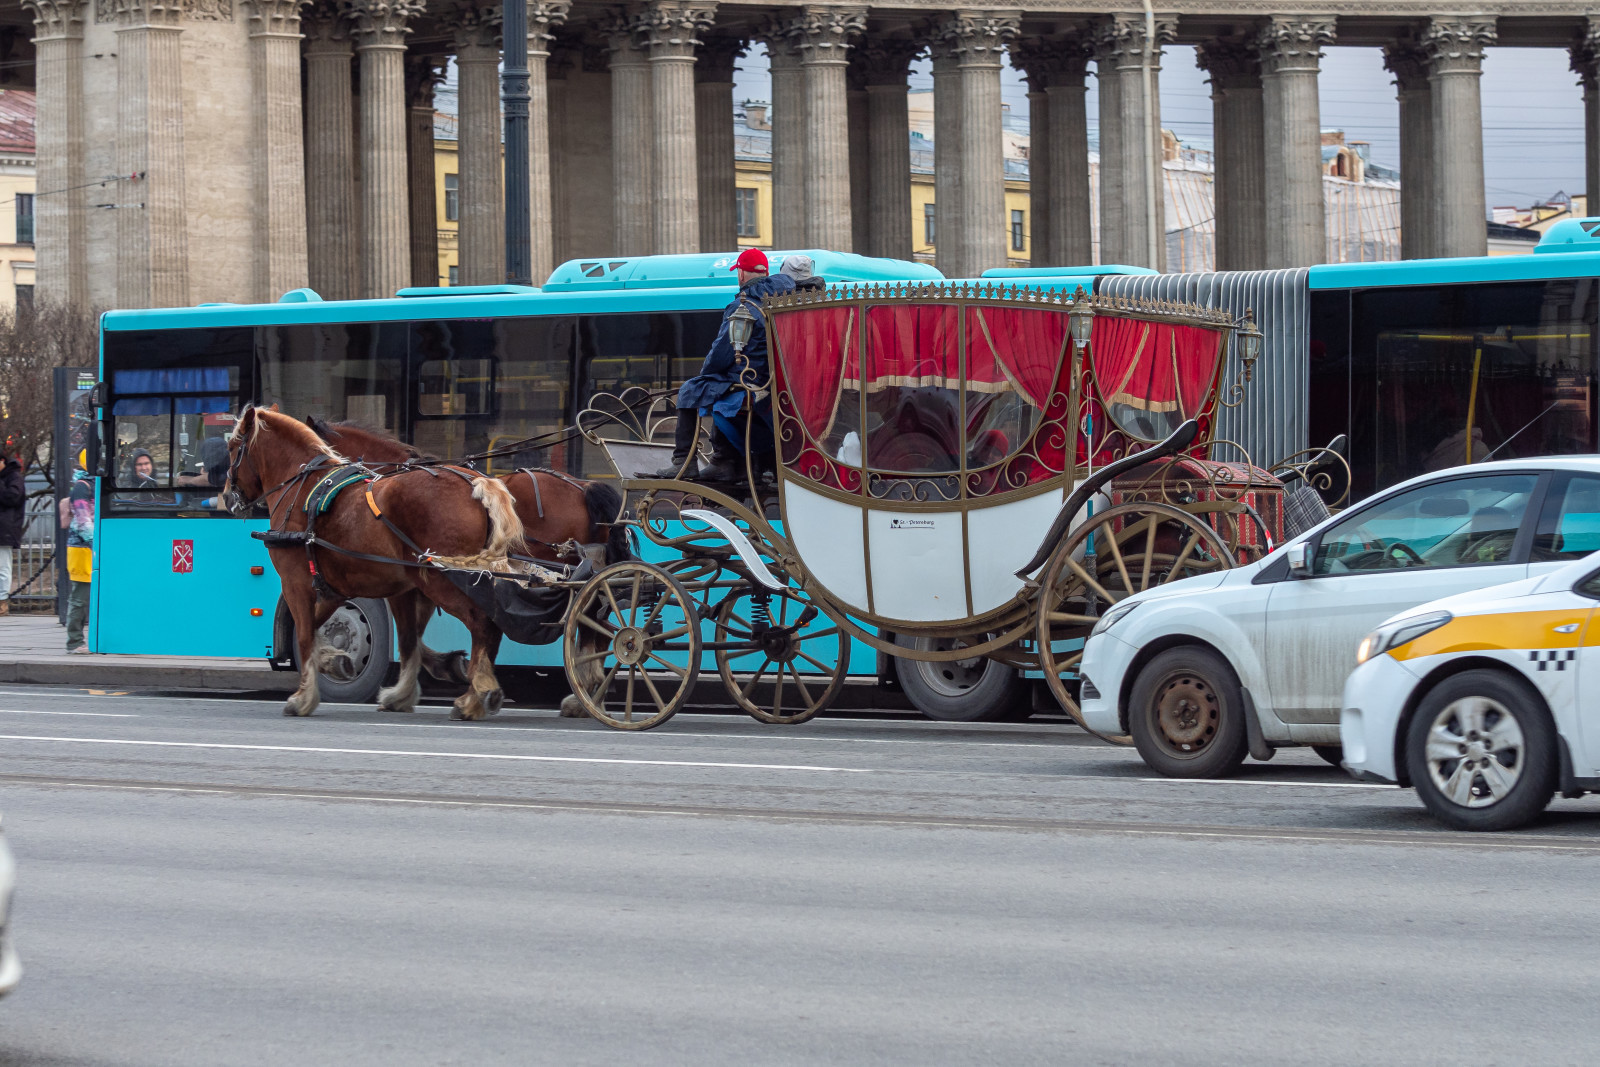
[
  {"left": 420, "top": 642, "right": 471, "bottom": 684},
  {"left": 450, "top": 625, "right": 505, "bottom": 721},
  {"left": 378, "top": 591, "right": 424, "bottom": 713},
  {"left": 282, "top": 583, "right": 331, "bottom": 717}
]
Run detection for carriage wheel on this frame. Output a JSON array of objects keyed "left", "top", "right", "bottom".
[
  {"left": 1036, "top": 502, "right": 1236, "bottom": 744},
  {"left": 563, "top": 561, "right": 702, "bottom": 731},
  {"left": 714, "top": 586, "right": 849, "bottom": 725}
]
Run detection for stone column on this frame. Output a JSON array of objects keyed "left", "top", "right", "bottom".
[
  {"left": 302, "top": 2, "right": 358, "bottom": 300},
  {"left": 1092, "top": 26, "right": 1124, "bottom": 265},
  {"left": 949, "top": 14, "right": 1017, "bottom": 276},
  {"left": 1196, "top": 39, "right": 1266, "bottom": 270},
  {"left": 1383, "top": 42, "right": 1434, "bottom": 260},
  {"left": 405, "top": 54, "right": 444, "bottom": 287},
  {"left": 929, "top": 41, "right": 963, "bottom": 272},
  {"left": 1425, "top": 17, "right": 1495, "bottom": 259},
  {"left": 608, "top": 17, "right": 654, "bottom": 255},
  {"left": 643, "top": 2, "right": 714, "bottom": 255},
  {"left": 1046, "top": 42, "right": 1093, "bottom": 266},
  {"left": 696, "top": 35, "right": 742, "bottom": 253},
  {"left": 860, "top": 39, "right": 918, "bottom": 261},
  {"left": 453, "top": 7, "right": 504, "bottom": 285},
  {"left": 791, "top": 6, "right": 865, "bottom": 251},
  {"left": 20, "top": 0, "right": 88, "bottom": 307},
  {"left": 349, "top": 0, "right": 422, "bottom": 299},
  {"left": 526, "top": 2, "right": 570, "bottom": 283},
  {"left": 1256, "top": 16, "right": 1334, "bottom": 269},
  {"left": 546, "top": 37, "right": 575, "bottom": 265},
  {"left": 1569, "top": 27, "right": 1600, "bottom": 217},
  {"left": 112, "top": 0, "right": 190, "bottom": 308},
  {"left": 846, "top": 53, "right": 870, "bottom": 254},
  {"left": 1098, "top": 14, "right": 1171, "bottom": 271},
  {"left": 1009, "top": 42, "right": 1052, "bottom": 266},
  {"left": 766, "top": 26, "right": 805, "bottom": 249},
  {"left": 244, "top": 0, "right": 310, "bottom": 302}
]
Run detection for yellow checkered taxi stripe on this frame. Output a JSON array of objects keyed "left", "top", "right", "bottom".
[{"left": 1389, "top": 608, "right": 1593, "bottom": 661}]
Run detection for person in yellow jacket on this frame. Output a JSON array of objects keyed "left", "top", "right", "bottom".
[{"left": 58, "top": 451, "right": 93, "bottom": 653}]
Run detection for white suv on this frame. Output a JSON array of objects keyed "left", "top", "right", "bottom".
[{"left": 1078, "top": 458, "right": 1600, "bottom": 777}]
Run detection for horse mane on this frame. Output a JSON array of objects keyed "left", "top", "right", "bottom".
[
  {"left": 307, "top": 415, "right": 434, "bottom": 461},
  {"left": 254, "top": 407, "right": 350, "bottom": 463}
]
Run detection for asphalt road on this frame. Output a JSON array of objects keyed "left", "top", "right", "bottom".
[{"left": 0, "top": 685, "right": 1597, "bottom": 1066}]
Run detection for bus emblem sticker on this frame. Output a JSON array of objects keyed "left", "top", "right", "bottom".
[{"left": 172, "top": 540, "right": 194, "bottom": 573}]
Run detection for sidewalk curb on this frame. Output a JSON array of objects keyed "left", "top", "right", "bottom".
[{"left": 0, "top": 660, "right": 296, "bottom": 692}]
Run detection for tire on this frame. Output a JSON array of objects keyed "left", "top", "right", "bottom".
[
  {"left": 1128, "top": 646, "right": 1250, "bottom": 778},
  {"left": 290, "top": 597, "right": 391, "bottom": 706},
  {"left": 1404, "top": 670, "right": 1557, "bottom": 832},
  {"left": 1312, "top": 745, "right": 1344, "bottom": 767},
  {"left": 893, "top": 635, "right": 1028, "bottom": 722}
]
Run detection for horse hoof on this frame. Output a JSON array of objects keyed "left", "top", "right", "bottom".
[
  {"left": 483, "top": 689, "right": 504, "bottom": 716},
  {"left": 377, "top": 702, "right": 416, "bottom": 714},
  {"left": 559, "top": 694, "right": 589, "bottom": 718},
  {"left": 282, "top": 702, "right": 312, "bottom": 717},
  {"left": 446, "top": 653, "right": 472, "bottom": 686},
  {"left": 450, "top": 699, "right": 485, "bottom": 721}
]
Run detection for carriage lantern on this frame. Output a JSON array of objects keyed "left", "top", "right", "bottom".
[
  {"left": 1068, "top": 288, "right": 1095, "bottom": 351},
  {"left": 727, "top": 301, "right": 757, "bottom": 357},
  {"left": 1236, "top": 308, "right": 1263, "bottom": 376}
]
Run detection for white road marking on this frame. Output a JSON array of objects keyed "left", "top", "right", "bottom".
[
  {"left": 0, "top": 734, "right": 870, "bottom": 773},
  {"left": 0, "top": 709, "right": 137, "bottom": 718},
  {"left": 1137, "top": 776, "right": 1394, "bottom": 790},
  {"left": 352, "top": 722, "right": 1065, "bottom": 748}
]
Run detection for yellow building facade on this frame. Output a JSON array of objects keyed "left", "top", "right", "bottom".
[{"left": 435, "top": 134, "right": 460, "bottom": 286}]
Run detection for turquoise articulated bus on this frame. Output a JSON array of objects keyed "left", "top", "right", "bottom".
[{"left": 90, "top": 227, "right": 1600, "bottom": 719}]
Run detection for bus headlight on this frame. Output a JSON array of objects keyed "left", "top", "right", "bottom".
[{"left": 1356, "top": 610, "right": 1452, "bottom": 665}]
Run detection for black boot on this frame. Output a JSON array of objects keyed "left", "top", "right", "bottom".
[
  {"left": 648, "top": 413, "right": 700, "bottom": 479},
  {"left": 696, "top": 435, "right": 743, "bottom": 483}
]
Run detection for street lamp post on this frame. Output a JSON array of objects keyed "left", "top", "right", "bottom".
[{"left": 502, "top": 0, "right": 532, "bottom": 286}]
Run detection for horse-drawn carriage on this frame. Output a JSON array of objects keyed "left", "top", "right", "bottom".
[
  {"left": 564, "top": 283, "right": 1346, "bottom": 736},
  {"left": 228, "top": 282, "right": 1344, "bottom": 735}
]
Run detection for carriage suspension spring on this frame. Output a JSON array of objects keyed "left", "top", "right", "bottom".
[{"left": 750, "top": 591, "right": 773, "bottom": 632}]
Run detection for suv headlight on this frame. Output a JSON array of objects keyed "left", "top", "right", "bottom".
[
  {"left": 1356, "top": 610, "right": 1452, "bottom": 665},
  {"left": 1090, "top": 599, "right": 1142, "bottom": 639}
]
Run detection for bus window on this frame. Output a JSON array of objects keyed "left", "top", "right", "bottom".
[{"left": 259, "top": 323, "right": 407, "bottom": 438}]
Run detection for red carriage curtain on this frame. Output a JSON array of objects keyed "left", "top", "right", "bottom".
[
  {"left": 1090, "top": 316, "right": 1224, "bottom": 416},
  {"left": 771, "top": 305, "right": 857, "bottom": 439},
  {"left": 859, "top": 304, "right": 959, "bottom": 389},
  {"left": 965, "top": 306, "right": 1070, "bottom": 406}
]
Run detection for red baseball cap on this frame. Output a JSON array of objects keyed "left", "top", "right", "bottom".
[{"left": 730, "top": 248, "right": 769, "bottom": 273}]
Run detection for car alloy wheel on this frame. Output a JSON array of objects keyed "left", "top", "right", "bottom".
[{"left": 1423, "top": 696, "right": 1524, "bottom": 808}]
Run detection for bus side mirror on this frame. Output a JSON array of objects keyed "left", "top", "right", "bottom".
[{"left": 1286, "top": 542, "right": 1311, "bottom": 576}]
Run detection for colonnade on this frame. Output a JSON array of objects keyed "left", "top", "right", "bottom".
[{"left": 13, "top": 2, "right": 1586, "bottom": 307}]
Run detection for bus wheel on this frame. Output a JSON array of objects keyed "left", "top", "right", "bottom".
[
  {"left": 892, "top": 635, "right": 1028, "bottom": 722},
  {"left": 291, "top": 598, "right": 391, "bottom": 706}
]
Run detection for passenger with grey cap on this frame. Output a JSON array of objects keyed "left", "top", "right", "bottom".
[{"left": 778, "top": 254, "right": 826, "bottom": 293}]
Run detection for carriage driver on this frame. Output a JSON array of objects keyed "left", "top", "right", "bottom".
[{"left": 650, "top": 248, "right": 796, "bottom": 482}]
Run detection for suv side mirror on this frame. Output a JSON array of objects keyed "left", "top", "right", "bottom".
[{"left": 1286, "top": 542, "right": 1311, "bottom": 576}]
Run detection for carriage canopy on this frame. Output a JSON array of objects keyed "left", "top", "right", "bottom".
[{"left": 767, "top": 284, "right": 1233, "bottom": 501}]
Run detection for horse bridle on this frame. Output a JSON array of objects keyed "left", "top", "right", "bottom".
[{"left": 223, "top": 422, "right": 338, "bottom": 524}]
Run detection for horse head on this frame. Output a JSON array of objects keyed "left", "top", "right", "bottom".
[{"left": 224, "top": 406, "right": 347, "bottom": 515}]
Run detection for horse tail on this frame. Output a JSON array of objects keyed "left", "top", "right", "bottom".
[
  {"left": 471, "top": 477, "right": 529, "bottom": 560},
  {"left": 582, "top": 480, "right": 633, "bottom": 564}
]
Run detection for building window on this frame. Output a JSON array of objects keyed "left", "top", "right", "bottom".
[
  {"left": 924, "top": 203, "right": 936, "bottom": 247},
  {"left": 14, "top": 285, "right": 32, "bottom": 312},
  {"left": 1011, "top": 209, "right": 1025, "bottom": 252},
  {"left": 448, "top": 265, "right": 459, "bottom": 286},
  {"left": 15, "top": 193, "right": 33, "bottom": 246},
  {"left": 735, "top": 188, "right": 759, "bottom": 238},
  {"left": 444, "top": 175, "right": 459, "bottom": 222}
]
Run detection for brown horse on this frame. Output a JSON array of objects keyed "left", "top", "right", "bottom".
[
  {"left": 305, "top": 416, "right": 631, "bottom": 567},
  {"left": 224, "top": 405, "right": 525, "bottom": 720}
]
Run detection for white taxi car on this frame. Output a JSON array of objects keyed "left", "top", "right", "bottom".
[
  {"left": 1341, "top": 551, "right": 1600, "bottom": 830},
  {"left": 1079, "top": 458, "right": 1600, "bottom": 779}
]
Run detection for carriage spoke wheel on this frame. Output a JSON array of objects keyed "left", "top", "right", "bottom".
[
  {"left": 563, "top": 561, "right": 701, "bottom": 731},
  {"left": 1035, "top": 502, "right": 1236, "bottom": 744},
  {"left": 714, "top": 586, "right": 849, "bottom": 725}
]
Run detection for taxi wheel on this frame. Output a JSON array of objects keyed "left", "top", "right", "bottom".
[
  {"left": 1128, "top": 646, "right": 1249, "bottom": 779},
  {"left": 1404, "top": 670, "right": 1558, "bottom": 832}
]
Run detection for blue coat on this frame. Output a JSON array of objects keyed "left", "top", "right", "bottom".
[{"left": 677, "top": 273, "right": 797, "bottom": 418}]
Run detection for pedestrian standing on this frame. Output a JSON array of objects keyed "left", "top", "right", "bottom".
[
  {"left": 0, "top": 432, "right": 24, "bottom": 616},
  {"left": 59, "top": 451, "right": 93, "bottom": 653}
]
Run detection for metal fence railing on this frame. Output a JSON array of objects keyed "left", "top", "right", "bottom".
[{"left": 7, "top": 497, "right": 58, "bottom": 613}]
